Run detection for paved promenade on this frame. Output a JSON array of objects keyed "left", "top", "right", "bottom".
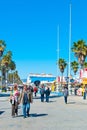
[{"left": 0, "top": 94, "right": 87, "bottom": 130}]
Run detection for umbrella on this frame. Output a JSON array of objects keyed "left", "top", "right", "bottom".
[{"left": 34, "top": 80, "right": 40, "bottom": 86}]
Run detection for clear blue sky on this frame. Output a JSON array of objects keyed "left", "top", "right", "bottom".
[{"left": 0, "top": 0, "right": 87, "bottom": 79}]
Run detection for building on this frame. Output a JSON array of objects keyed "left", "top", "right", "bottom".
[{"left": 27, "top": 73, "right": 56, "bottom": 84}]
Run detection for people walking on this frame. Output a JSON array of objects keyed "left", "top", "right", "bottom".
[
  {"left": 83, "top": 86, "right": 86, "bottom": 100},
  {"left": 20, "top": 84, "right": 32, "bottom": 118},
  {"left": 10, "top": 83, "right": 20, "bottom": 117},
  {"left": 34, "top": 86, "right": 38, "bottom": 97},
  {"left": 40, "top": 85, "right": 45, "bottom": 102},
  {"left": 45, "top": 87, "right": 51, "bottom": 102},
  {"left": 63, "top": 86, "right": 68, "bottom": 104}
]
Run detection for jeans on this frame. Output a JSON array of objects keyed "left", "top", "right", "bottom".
[
  {"left": 11, "top": 101, "right": 18, "bottom": 116},
  {"left": 46, "top": 95, "right": 49, "bottom": 102},
  {"left": 22, "top": 103, "right": 30, "bottom": 117},
  {"left": 64, "top": 96, "right": 67, "bottom": 104},
  {"left": 41, "top": 94, "right": 44, "bottom": 102}
]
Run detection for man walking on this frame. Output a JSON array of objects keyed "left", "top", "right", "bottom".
[
  {"left": 63, "top": 86, "right": 68, "bottom": 104},
  {"left": 20, "top": 84, "right": 32, "bottom": 118}
]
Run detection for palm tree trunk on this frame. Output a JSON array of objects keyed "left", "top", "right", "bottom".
[{"left": 61, "top": 72, "right": 63, "bottom": 90}]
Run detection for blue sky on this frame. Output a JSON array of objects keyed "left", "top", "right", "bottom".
[{"left": 0, "top": 0, "right": 87, "bottom": 79}]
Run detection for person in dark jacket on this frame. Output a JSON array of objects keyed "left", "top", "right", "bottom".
[
  {"left": 20, "top": 85, "right": 32, "bottom": 118},
  {"left": 40, "top": 85, "right": 45, "bottom": 102},
  {"left": 45, "top": 87, "right": 51, "bottom": 102},
  {"left": 63, "top": 87, "right": 68, "bottom": 104}
]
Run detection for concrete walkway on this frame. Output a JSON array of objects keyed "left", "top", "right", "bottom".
[{"left": 0, "top": 94, "right": 87, "bottom": 130}]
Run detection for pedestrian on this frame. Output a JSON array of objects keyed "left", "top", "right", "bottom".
[
  {"left": 63, "top": 86, "right": 68, "bottom": 104},
  {"left": 83, "top": 86, "right": 86, "bottom": 100},
  {"left": 45, "top": 86, "right": 51, "bottom": 102},
  {"left": 34, "top": 86, "right": 38, "bottom": 97},
  {"left": 10, "top": 83, "right": 20, "bottom": 117},
  {"left": 27, "top": 85, "right": 33, "bottom": 103},
  {"left": 20, "top": 84, "right": 32, "bottom": 118},
  {"left": 40, "top": 84, "right": 45, "bottom": 102}
]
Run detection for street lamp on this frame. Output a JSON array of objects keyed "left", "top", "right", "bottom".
[{"left": 0, "top": 47, "right": 4, "bottom": 91}]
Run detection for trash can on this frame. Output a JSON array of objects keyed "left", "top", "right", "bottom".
[{"left": 83, "top": 92, "right": 86, "bottom": 99}]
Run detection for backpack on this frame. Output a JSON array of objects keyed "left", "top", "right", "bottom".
[
  {"left": 28, "top": 86, "right": 34, "bottom": 93},
  {"left": 23, "top": 92, "right": 28, "bottom": 104},
  {"left": 64, "top": 89, "right": 68, "bottom": 97},
  {"left": 40, "top": 88, "right": 45, "bottom": 95},
  {"left": 30, "top": 87, "right": 34, "bottom": 92}
]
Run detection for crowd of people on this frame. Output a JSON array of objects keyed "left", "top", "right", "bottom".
[
  {"left": 9, "top": 82, "right": 87, "bottom": 119},
  {"left": 9, "top": 83, "right": 51, "bottom": 118}
]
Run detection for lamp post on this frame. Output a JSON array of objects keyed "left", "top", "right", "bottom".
[
  {"left": 68, "top": 3, "right": 72, "bottom": 95},
  {"left": 0, "top": 48, "right": 3, "bottom": 91},
  {"left": 67, "top": 61, "right": 72, "bottom": 95},
  {"left": 56, "top": 25, "right": 60, "bottom": 92}
]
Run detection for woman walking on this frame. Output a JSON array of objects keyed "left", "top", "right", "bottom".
[{"left": 10, "top": 83, "right": 20, "bottom": 117}]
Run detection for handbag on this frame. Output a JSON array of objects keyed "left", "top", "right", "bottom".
[{"left": 10, "top": 99, "right": 12, "bottom": 104}]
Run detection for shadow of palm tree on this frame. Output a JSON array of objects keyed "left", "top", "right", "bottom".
[{"left": 0, "top": 111, "right": 5, "bottom": 115}]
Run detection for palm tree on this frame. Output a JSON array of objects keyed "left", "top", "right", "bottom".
[
  {"left": 0, "top": 40, "right": 6, "bottom": 57},
  {"left": 1, "top": 51, "right": 12, "bottom": 66},
  {"left": 1, "top": 51, "right": 12, "bottom": 88},
  {"left": 9, "top": 60, "right": 16, "bottom": 84},
  {"left": 14, "top": 70, "right": 22, "bottom": 84},
  {"left": 71, "top": 61, "right": 79, "bottom": 75},
  {"left": 57, "top": 58, "right": 67, "bottom": 88},
  {"left": 83, "top": 62, "right": 87, "bottom": 68},
  {"left": 72, "top": 40, "right": 87, "bottom": 69},
  {"left": 0, "top": 40, "right": 6, "bottom": 89}
]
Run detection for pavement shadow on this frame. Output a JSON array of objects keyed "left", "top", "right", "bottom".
[
  {"left": 30, "top": 113, "right": 48, "bottom": 117},
  {"left": 33, "top": 95, "right": 62, "bottom": 100},
  {"left": 67, "top": 102, "right": 76, "bottom": 104},
  {"left": 49, "top": 95, "right": 63, "bottom": 98},
  {"left": 76, "top": 102, "right": 87, "bottom": 105},
  {"left": 0, "top": 111, "right": 5, "bottom": 115},
  {"left": 17, "top": 113, "right": 48, "bottom": 118},
  {"left": 17, "top": 114, "right": 23, "bottom": 117},
  {"left": 45, "top": 100, "right": 56, "bottom": 103}
]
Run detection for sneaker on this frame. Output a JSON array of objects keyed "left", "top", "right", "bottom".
[
  {"left": 23, "top": 116, "right": 26, "bottom": 118},
  {"left": 27, "top": 114, "right": 29, "bottom": 117},
  {"left": 15, "top": 113, "right": 18, "bottom": 117},
  {"left": 12, "top": 115, "right": 15, "bottom": 118}
]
